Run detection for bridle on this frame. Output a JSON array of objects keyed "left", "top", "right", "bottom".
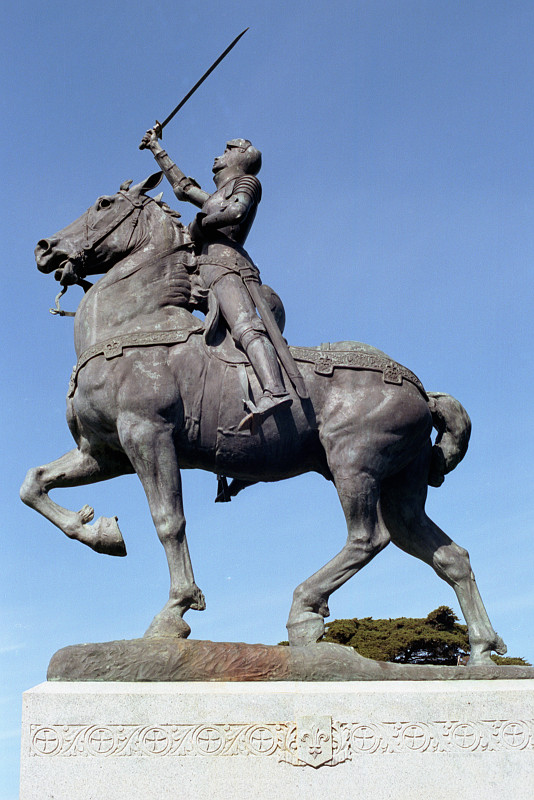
[
  {"left": 50, "top": 190, "right": 152, "bottom": 317},
  {"left": 81, "top": 189, "right": 149, "bottom": 264}
]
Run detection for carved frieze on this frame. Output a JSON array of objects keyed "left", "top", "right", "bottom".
[{"left": 29, "top": 717, "right": 534, "bottom": 767}]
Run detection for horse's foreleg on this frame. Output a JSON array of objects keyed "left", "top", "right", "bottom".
[
  {"left": 117, "top": 413, "right": 205, "bottom": 639},
  {"left": 20, "top": 446, "right": 130, "bottom": 556},
  {"left": 382, "top": 455, "right": 507, "bottom": 665},
  {"left": 287, "top": 470, "right": 390, "bottom": 646}
]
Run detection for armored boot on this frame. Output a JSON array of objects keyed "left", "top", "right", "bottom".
[{"left": 238, "top": 334, "right": 292, "bottom": 432}]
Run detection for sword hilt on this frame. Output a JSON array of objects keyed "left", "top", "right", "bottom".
[{"left": 139, "top": 121, "right": 163, "bottom": 151}]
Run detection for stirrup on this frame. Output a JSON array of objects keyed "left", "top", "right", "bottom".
[{"left": 238, "top": 393, "right": 292, "bottom": 433}]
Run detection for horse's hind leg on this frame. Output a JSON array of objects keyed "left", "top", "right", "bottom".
[
  {"left": 287, "top": 468, "right": 390, "bottom": 646},
  {"left": 117, "top": 412, "right": 205, "bottom": 639},
  {"left": 20, "top": 445, "right": 130, "bottom": 556},
  {"left": 381, "top": 448, "right": 507, "bottom": 665}
]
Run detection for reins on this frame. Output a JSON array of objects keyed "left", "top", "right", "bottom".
[{"left": 50, "top": 285, "right": 77, "bottom": 317}]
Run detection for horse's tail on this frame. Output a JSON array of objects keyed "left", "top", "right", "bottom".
[{"left": 427, "top": 392, "right": 471, "bottom": 487}]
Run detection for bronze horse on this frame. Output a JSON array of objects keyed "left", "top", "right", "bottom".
[{"left": 21, "top": 173, "right": 507, "bottom": 664}]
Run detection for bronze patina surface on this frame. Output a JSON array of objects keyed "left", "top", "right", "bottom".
[{"left": 21, "top": 118, "right": 511, "bottom": 677}]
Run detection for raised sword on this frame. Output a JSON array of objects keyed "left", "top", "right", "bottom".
[{"left": 139, "top": 28, "right": 249, "bottom": 148}]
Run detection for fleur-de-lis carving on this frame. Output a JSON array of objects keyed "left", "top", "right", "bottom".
[
  {"left": 301, "top": 726, "right": 329, "bottom": 756},
  {"left": 297, "top": 716, "right": 333, "bottom": 767}
]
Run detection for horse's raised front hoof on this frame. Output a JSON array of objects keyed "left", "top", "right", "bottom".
[
  {"left": 287, "top": 613, "right": 325, "bottom": 647},
  {"left": 90, "top": 516, "right": 127, "bottom": 557},
  {"left": 144, "top": 613, "right": 191, "bottom": 639}
]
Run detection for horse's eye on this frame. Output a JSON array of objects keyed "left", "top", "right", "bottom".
[{"left": 98, "top": 198, "right": 112, "bottom": 209}]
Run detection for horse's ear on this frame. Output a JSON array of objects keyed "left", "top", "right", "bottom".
[
  {"left": 130, "top": 172, "right": 164, "bottom": 195},
  {"left": 119, "top": 179, "right": 133, "bottom": 191}
]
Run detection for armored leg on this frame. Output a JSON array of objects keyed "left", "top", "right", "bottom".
[
  {"left": 237, "top": 330, "right": 292, "bottom": 429},
  {"left": 207, "top": 270, "right": 292, "bottom": 428}
]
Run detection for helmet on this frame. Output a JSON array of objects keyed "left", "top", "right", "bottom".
[{"left": 226, "top": 139, "right": 262, "bottom": 175}]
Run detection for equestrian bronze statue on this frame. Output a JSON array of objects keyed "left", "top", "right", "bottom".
[{"left": 20, "top": 157, "right": 508, "bottom": 667}]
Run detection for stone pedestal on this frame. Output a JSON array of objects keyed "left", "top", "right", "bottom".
[{"left": 21, "top": 680, "right": 534, "bottom": 799}]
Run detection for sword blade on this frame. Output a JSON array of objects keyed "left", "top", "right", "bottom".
[{"left": 160, "top": 28, "right": 249, "bottom": 133}]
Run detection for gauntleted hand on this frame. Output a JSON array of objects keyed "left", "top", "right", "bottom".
[
  {"left": 139, "top": 124, "right": 163, "bottom": 151},
  {"left": 188, "top": 212, "right": 207, "bottom": 243}
]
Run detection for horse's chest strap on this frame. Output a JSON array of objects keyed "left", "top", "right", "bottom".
[{"left": 68, "top": 327, "right": 203, "bottom": 398}]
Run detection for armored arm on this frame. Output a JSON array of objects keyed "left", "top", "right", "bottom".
[
  {"left": 199, "top": 193, "right": 250, "bottom": 230},
  {"left": 140, "top": 129, "right": 210, "bottom": 208},
  {"left": 200, "top": 175, "right": 262, "bottom": 230}
]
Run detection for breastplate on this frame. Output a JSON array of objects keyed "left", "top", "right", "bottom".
[{"left": 201, "top": 181, "right": 257, "bottom": 245}]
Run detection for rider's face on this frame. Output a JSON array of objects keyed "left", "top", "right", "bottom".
[
  {"left": 212, "top": 149, "right": 227, "bottom": 172},
  {"left": 212, "top": 143, "right": 247, "bottom": 173}
]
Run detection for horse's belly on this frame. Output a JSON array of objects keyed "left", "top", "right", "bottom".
[{"left": 214, "top": 419, "right": 320, "bottom": 480}]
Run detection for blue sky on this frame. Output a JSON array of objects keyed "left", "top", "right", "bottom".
[{"left": 2, "top": 1, "right": 534, "bottom": 795}]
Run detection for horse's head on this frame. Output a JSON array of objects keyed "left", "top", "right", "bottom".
[{"left": 35, "top": 172, "right": 178, "bottom": 280}]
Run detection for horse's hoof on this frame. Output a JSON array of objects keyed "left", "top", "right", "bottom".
[
  {"left": 91, "top": 516, "right": 127, "bottom": 557},
  {"left": 286, "top": 614, "right": 325, "bottom": 647},
  {"left": 468, "top": 633, "right": 508, "bottom": 665},
  {"left": 144, "top": 614, "right": 191, "bottom": 639}
]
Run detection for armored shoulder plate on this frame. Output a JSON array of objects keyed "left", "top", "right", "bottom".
[{"left": 232, "top": 174, "right": 262, "bottom": 205}]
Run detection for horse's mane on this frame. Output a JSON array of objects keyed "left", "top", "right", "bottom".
[
  {"left": 145, "top": 195, "right": 204, "bottom": 311},
  {"left": 154, "top": 197, "right": 183, "bottom": 223}
]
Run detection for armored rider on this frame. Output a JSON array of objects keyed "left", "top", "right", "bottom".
[{"left": 140, "top": 129, "right": 292, "bottom": 430}]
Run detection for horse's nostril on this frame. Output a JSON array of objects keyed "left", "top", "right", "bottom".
[{"left": 37, "top": 239, "right": 51, "bottom": 252}]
